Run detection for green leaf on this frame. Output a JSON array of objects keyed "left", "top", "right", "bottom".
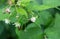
[
  {"left": 38, "top": 10, "right": 52, "bottom": 26},
  {"left": 43, "top": 0, "right": 60, "bottom": 7},
  {"left": 0, "top": 21, "right": 8, "bottom": 39},
  {"left": 18, "top": 15, "right": 28, "bottom": 25},
  {"left": 16, "top": 7, "right": 28, "bottom": 18},
  {"left": 9, "top": 12, "right": 17, "bottom": 23},
  {"left": 25, "top": 0, "right": 60, "bottom": 11},
  {"left": 0, "top": 0, "right": 7, "bottom": 5},
  {"left": 16, "top": 23, "right": 43, "bottom": 39},
  {"left": 45, "top": 13, "right": 60, "bottom": 39},
  {"left": 0, "top": 6, "right": 9, "bottom": 21},
  {"left": 0, "top": 21, "right": 5, "bottom": 35}
]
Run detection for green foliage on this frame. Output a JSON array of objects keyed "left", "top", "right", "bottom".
[
  {"left": 0, "top": 0, "right": 60, "bottom": 39},
  {"left": 45, "top": 13, "right": 60, "bottom": 39}
]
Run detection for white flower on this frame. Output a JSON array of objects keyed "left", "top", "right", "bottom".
[
  {"left": 4, "top": 19, "right": 10, "bottom": 24},
  {"left": 14, "top": 22, "right": 21, "bottom": 27},
  {"left": 30, "top": 17, "right": 36, "bottom": 22},
  {"left": 5, "top": 8, "right": 10, "bottom": 13}
]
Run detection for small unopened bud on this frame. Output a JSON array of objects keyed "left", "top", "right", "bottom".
[
  {"left": 8, "top": 0, "right": 12, "bottom": 5},
  {"left": 16, "top": 15, "right": 19, "bottom": 18},
  {"left": 30, "top": 17, "right": 36, "bottom": 22},
  {"left": 4, "top": 19, "right": 10, "bottom": 24}
]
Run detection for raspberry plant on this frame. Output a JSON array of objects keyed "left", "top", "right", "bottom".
[{"left": 0, "top": 0, "right": 60, "bottom": 39}]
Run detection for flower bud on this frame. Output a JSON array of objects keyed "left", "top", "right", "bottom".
[
  {"left": 5, "top": 8, "right": 10, "bottom": 13},
  {"left": 16, "top": 15, "right": 19, "bottom": 18}
]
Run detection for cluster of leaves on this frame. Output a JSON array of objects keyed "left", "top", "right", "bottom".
[{"left": 0, "top": 0, "right": 60, "bottom": 39}]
